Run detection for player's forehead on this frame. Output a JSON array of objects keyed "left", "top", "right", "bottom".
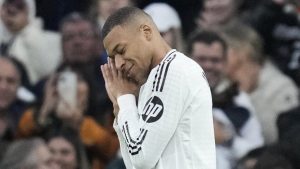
[{"left": 103, "top": 25, "right": 127, "bottom": 54}]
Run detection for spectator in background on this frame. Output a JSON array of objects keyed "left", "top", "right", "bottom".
[
  {"left": 60, "top": 12, "right": 102, "bottom": 66},
  {"left": 0, "top": 138, "right": 59, "bottom": 169},
  {"left": 55, "top": 13, "right": 124, "bottom": 169},
  {"left": 0, "top": 57, "right": 30, "bottom": 142},
  {"left": 221, "top": 20, "right": 299, "bottom": 144},
  {"left": 276, "top": 107, "right": 300, "bottom": 168},
  {"left": 57, "top": 13, "right": 110, "bottom": 115},
  {"left": 35, "top": 0, "right": 93, "bottom": 31},
  {"left": 235, "top": 147, "right": 266, "bottom": 169},
  {"left": 0, "top": 0, "right": 61, "bottom": 85},
  {"left": 144, "top": 3, "right": 184, "bottom": 52},
  {"left": 188, "top": 30, "right": 264, "bottom": 169},
  {"left": 18, "top": 67, "right": 119, "bottom": 169},
  {"left": 46, "top": 128, "right": 90, "bottom": 169},
  {"left": 89, "top": 0, "right": 136, "bottom": 29},
  {"left": 243, "top": 0, "right": 300, "bottom": 86},
  {"left": 277, "top": 106, "right": 300, "bottom": 141},
  {"left": 235, "top": 143, "right": 299, "bottom": 169},
  {"left": 196, "top": 0, "right": 242, "bottom": 30},
  {"left": 253, "top": 143, "right": 294, "bottom": 169}
]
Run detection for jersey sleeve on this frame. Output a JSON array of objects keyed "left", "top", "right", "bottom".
[{"left": 114, "top": 62, "right": 189, "bottom": 169}]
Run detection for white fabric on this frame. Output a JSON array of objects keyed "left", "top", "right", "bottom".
[
  {"left": 17, "top": 86, "right": 35, "bottom": 102},
  {"left": 113, "top": 50, "right": 216, "bottom": 169},
  {"left": 250, "top": 60, "right": 299, "bottom": 144},
  {"left": 216, "top": 146, "right": 232, "bottom": 169},
  {"left": 8, "top": 26, "right": 61, "bottom": 84},
  {"left": 144, "top": 3, "right": 181, "bottom": 32}
]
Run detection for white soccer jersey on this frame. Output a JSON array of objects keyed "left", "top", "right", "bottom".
[{"left": 113, "top": 49, "right": 216, "bottom": 169}]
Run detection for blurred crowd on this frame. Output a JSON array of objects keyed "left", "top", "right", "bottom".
[{"left": 0, "top": 0, "right": 300, "bottom": 169}]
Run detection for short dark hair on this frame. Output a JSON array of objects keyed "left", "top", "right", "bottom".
[
  {"left": 102, "top": 6, "right": 147, "bottom": 39},
  {"left": 187, "top": 30, "right": 227, "bottom": 56}
]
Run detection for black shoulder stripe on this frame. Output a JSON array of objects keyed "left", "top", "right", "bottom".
[
  {"left": 152, "top": 50, "right": 176, "bottom": 92},
  {"left": 153, "top": 53, "right": 176, "bottom": 92},
  {"left": 152, "top": 63, "right": 161, "bottom": 92},
  {"left": 159, "top": 55, "right": 176, "bottom": 92},
  {"left": 156, "top": 62, "right": 166, "bottom": 91},
  {"left": 163, "top": 50, "right": 176, "bottom": 62}
]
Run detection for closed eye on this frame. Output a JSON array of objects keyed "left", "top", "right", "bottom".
[{"left": 117, "top": 48, "right": 125, "bottom": 55}]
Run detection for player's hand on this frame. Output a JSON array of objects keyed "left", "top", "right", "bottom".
[
  {"left": 101, "top": 58, "right": 139, "bottom": 115},
  {"left": 100, "top": 62, "right": 119, "bottom": 116}
]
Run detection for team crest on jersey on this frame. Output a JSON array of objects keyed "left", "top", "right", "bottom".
[{"left": 142, "top": 96, "right": 164, "bottom": 123}]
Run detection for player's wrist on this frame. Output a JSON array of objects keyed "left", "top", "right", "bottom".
[
  {"left": 116, "top": 91, "right": 133, "bottom": 98},
  {"left": 117, "top": 94, "right": 136, "bottom": 109},
  {"left": 113, "top": 103, "right": 119, "bottom": 117}
]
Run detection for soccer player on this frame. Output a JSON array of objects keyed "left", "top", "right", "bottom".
[{"left": 100, "top": 6, "right": 216, "bottom": 169}]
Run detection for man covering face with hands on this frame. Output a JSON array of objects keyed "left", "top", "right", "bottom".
[{"left": 101, "top": 6, "right": 216, "bottom": 169}]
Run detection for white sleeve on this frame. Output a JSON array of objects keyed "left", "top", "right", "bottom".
[
  {"left": 115, "top": 68, "right": 187, "bottom": 169},
  {"left": 113, "top": 119, "right": 134, "bottom": 169}
]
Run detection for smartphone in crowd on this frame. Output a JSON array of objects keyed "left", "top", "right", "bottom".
[{"left": 57, "top": 70, "right": 77, "bottom": 109}]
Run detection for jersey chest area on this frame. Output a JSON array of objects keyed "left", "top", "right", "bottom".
[{"left": 137, "top": 74, "right": 165, "bottom": 123}]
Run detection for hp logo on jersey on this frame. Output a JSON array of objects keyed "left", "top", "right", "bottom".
[{"left": 142, "top": 96, "right": 164, "bottom": 123}]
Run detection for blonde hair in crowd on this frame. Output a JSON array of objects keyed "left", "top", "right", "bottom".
[{"left": 220, "top": 20, "right": 265, "bottom": 65}]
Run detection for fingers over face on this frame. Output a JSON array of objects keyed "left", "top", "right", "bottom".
[
  {"left": 109, "top": 58, "right": 118, "bottom": 78},
  {"left": 101, "top": 64, "right": 112, "bottom": 83},
  {"left": 100, "top": 65, "right": 107, "bottom": 81}
]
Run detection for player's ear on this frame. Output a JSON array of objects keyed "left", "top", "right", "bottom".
[{"left": 140, "top": 24, "right": 152, "bottom": 41}]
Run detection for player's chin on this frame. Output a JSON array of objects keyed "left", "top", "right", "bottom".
[
  {"left": 127, "top": 74, "right": 140, "bottom": 85},
  {"left": 126, "top": 73, "right": 135, "bottom": 81}
]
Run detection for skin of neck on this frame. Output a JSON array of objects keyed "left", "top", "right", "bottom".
[{"left": 150, "top": 34, "right": 172, "bottom": 69}]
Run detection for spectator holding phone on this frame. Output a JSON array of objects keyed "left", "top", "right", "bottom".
[
  {"left": 56, "top": 12, "right": 110, "bottom": 123},
  {"left": 17, "top": 66, "right": 119, "bottom": 169}
]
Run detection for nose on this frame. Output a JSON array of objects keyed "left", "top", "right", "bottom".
[
  {"left": 72, "top": 35, "right": 84, "bottom": 46},
  {"left": 114, "top": 55, "right": 125, "bottom": 70}
]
